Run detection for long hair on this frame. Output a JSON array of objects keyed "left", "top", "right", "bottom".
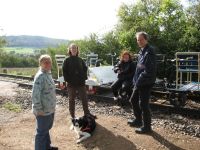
[
  {"left": 120, "top": 50, "right": 132, "bottom": 61},
  {"left": 67, "top": 43, "right": 79, "bottom": 56}
]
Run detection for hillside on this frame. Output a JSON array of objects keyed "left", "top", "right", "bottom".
[{"left": 5, "top": 35, "right": 69, "bottom": 48}]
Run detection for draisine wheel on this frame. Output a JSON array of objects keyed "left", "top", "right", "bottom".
[
  {"left": 119, "top": 88, "right": 128, "bottom": 99},
  {"left": 168, "top": 92, "right": 177, "bottom": 106},
  {"left": 168, "top": 92, "right": 187, "bottom": 107},
  {"left": 178, "top": 93, "right": 187, "bottom": 106}
]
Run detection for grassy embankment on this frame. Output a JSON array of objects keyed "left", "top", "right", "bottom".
[
  {"left": 3, "top": 47, "right": 36, "bottom": 54},
  {"left": 0, "top": 68, "right": 38, "bottom": 76},
  {"left": 1, "top": 47, "right": 38, "bottom": 76},
  {"left": 2, "top": 102, "right": 21, "bottom": 112}
]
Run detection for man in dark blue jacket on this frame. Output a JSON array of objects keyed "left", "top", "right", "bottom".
[{"left": 128, "top": 32, "right": 156, "bottom": 134}]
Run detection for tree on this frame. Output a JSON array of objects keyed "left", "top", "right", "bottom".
[
  {"left": 75, "top": 33, "right": 106, "bottom": 61},
  {"left": 116, "top": 0, "right": 186, "bottom": 57},
  {"left": 101, "top": 31, "right": 122, "bottom": 64},
  {"left": 180, "top": 0, "right": 200, "bottom": 51},
  {"left": 0, "top": 36, "right": 6, "bottom": 48},
  {"left": 0, "top": 35, "right": 7, "bottom": 67}
]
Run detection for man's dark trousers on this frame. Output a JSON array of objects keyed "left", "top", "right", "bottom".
[{"left": 130, "top": 85, "right": 152, "bottom": 129}]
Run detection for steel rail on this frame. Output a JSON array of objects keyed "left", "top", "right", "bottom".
[
  {"left": 16, "top": 82, "right": 200, "bottom": 119},
  {"left": 0, "top": 73, "right": 34, "bottom": 80},
  {"left": 1, "top": 74, "right": 200, "bottom": 119}
]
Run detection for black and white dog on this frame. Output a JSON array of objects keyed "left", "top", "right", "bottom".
[{"left": 71, "top": 115, "right": 96, "bottom": 143}]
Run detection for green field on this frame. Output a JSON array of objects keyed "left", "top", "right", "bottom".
[
  {"left": 3, "top": 47, "right": 40, "bottom": 55},
  {"left": 0, "top": 68, "right": 38, "bottom": 76}
]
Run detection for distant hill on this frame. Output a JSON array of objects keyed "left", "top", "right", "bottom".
[{"left": 5, "top": 35, "right": 69, "bottom": 48}]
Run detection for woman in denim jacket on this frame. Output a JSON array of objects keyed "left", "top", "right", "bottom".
[{"left": 32, "top": 54, "right": 58, "bottom": 150}]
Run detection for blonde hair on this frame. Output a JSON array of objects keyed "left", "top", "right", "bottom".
[{"left": 39, "top": 54, "right": 52, "bottom": 66}]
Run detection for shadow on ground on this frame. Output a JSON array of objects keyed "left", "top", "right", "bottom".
[{"left": 81, "top": 123, "right": 137, "bottom": 150}]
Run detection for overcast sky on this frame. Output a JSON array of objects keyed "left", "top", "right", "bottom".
[{"left": 0, "top": 0, "right": 187, "bottom": 40}]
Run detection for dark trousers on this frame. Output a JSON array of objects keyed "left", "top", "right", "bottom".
[
  {"left": 111, "top": 79, "right": 132, "bottom": 97},
  {"left": 35, "top": 113, "right": 54, "bottom": 150},
  {"left": 130, "top": 85, "right": 152, "bottom": 129},
  {"left": 67, "top": 85, "right": 90, "bottom": 118}
]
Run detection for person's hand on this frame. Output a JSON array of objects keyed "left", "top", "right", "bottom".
[
  {"left": 117, "top": 70, "right": 121, "bottom": 74},
  {"left": 60, "top": 83, "right": 65, "bottom": 89},
  {"left": 60, "top": 82, "right": 67, "bottom": 90},
  {"left": 36, "top": 111, "right": 44, "bottom": 116},
  {"left": 64, "top": 82, "right": 68, "bottom": 90}
]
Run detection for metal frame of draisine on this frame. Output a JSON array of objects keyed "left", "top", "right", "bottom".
[
  {"left": 54, "top": 52, "right": 200, "bottom": 108},
  {"left": 1, "top": 51, "right": 200, "bottom": 113},
  {"left": 0, "top": 73, "right": 200, "bottom": 118},
  {"left": 55, "top": 53, "right": 118, "bottom": 95},
  {"left": 167, "top": 52, "right": 200, "bottom": 106}
]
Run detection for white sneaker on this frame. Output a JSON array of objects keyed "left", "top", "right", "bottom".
[{"left": 113, "top": 97, "right": 118, "bottom": 101}]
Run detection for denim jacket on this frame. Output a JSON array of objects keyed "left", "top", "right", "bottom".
[{"left": 32, "top": 69, "right": 56, "bottom": 116}]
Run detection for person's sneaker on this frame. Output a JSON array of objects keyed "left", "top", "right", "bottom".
[
  {"left": 118, "top": 95, "right": 122, "bottom": 100},
  {"left": 135, "top": 127, "right": 152, "bottom": 134},
  {"left": 48, "top": 146, "right": 58, "bottom": 150},
  {"left": 113, "top": 97, "right": 119, "bottom": 101},
  {"left": 127, "top": 119, "right": 142, "bottom": 127}
]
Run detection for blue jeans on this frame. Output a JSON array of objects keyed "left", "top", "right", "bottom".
[{"left": 35, "top": 113, "right": 54, "bottom": 150}]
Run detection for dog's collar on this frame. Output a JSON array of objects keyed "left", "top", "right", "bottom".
[{"left": 81, "top": 126, "right": 91, "bottom": 132}]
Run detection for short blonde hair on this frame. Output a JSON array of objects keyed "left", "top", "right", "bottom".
[{"left": 39, "top": 54, "right": 52, "bottom": 66}]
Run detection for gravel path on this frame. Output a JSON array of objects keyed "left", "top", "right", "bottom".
[
  {"left": 0, "top": 81, "right": 199, "bottom": 150},
  {"left": 5, "top": 84, "right": 200, "bottom": 138}
]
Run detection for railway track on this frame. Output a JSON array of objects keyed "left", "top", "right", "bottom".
[{"left": 0, "top": 73, "right": 200, "bottom": 119}]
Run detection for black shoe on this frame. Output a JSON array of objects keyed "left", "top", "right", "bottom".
[
  {"left": 135, "top": 127, "right": 152, "bottom": 134},
  {"left": 47, "top": 146, "right": 58, "bottom": 150},
  {"left": 127, "top": 119, "right": 142, "bottom": 127}
]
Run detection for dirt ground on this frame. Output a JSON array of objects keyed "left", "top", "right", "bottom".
[{"left": 0, "top": 81, "right": 200, "bottom": 150}]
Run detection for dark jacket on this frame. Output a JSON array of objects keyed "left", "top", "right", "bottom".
[
  {"left": 133, "top": 44, "right": 156, "bottom": 87},
  {"left": 114, "top": 60, "right": 136, "bottom": 81},
  {"left": 62, "top": 56, "right": 88, "bottom": 86}
]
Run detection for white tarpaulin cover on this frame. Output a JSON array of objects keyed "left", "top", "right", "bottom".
[{"left": 88, "top": 66, "right": 117, "bottom": 85}]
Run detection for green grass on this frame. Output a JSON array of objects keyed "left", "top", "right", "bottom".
[
  {"left": 3, "top": 102, "right": 21, "bottom": 112},
  {"left": 3, "top": 47, "right": 39, "bottom": 54},
  {"left": 0, "top": 67, "right": 38, "bottom": 76}
]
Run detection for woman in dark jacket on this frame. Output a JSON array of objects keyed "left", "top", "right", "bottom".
[
  {"left": 111, "top": 50, "right": 136, "bottom": 101},
  {"left": 62, "top": 43, "right": 95, "bottom": 119}
]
